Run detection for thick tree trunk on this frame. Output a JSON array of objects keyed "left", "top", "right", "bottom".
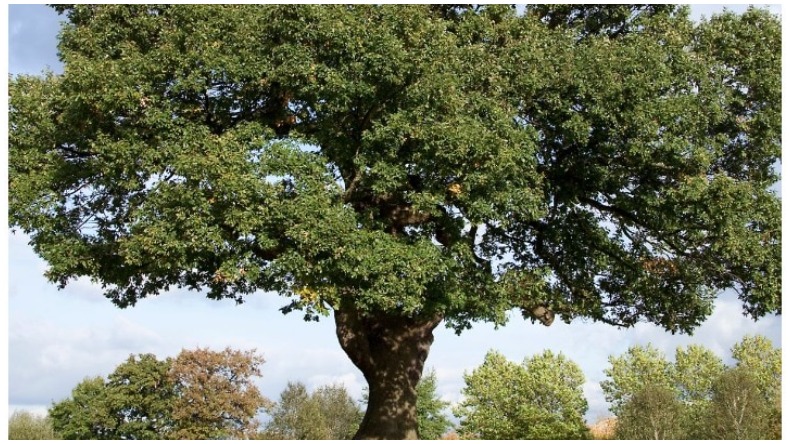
[{"left": 334, "top": 307, "right": 442, "bottom": 440}]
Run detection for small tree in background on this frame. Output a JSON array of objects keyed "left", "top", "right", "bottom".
[
  {"left": 261, "top": 382, "right": 314, "bottom": 439},
  {"left": 8, "top": 410, "right": 60, "bottom": 440},
  {"left": 415, "top": 369, "right": 453, "bottom": 440},
  {"left": 262, "top": 381, "right": 362, "bottom": 439},
  {"left": 732, "top": 335, "right": 781, "bottom": 403},
  {"left": 731, "top": 335, "right": 782, "bottom": 439},
  {"left": 168, "top": 347, "right": 269, "bottom": 439},
  {"left": 702, "top": 367, "right": 773, "bottom": 439},
  {"left": 602, "top": 335, "right": 780, "bottom": 439},
  {"left": 455, "top": 350, "right": 589, "bottom": 440},
  {"left": 600, "top": 344, "right": 674, "bottom": 417},
  {"left": 49, "top": 376, "right": 117, "bottom": 439},
  {"left": 49, "top": 348, "right": 268, "bottom": 440},
  {"left": 671, "top": 344, "right": 726, "bottom": 438},
  {"left": 613, "top": 383, "right": 685, "bottom": 440},
  {"left": 312, "top": 384, "right": 365, "bottom": 440},
  {"left": 106, "top": 353, "right": 174, "bottom": 439}
]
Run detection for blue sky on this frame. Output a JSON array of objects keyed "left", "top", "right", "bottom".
[{"left": 3, "top": 3, "right": 783, "bottom": 426}]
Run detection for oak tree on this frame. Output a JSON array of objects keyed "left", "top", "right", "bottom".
[
  {"left": 9, "top": 4, "right": 780, "bottom": 439},
  {"left": 358, "top": 368, "right": 452, "bottom": 439}
]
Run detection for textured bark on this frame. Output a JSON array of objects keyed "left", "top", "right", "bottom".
[{"left": 334, "top": 307, "right": 442, "bottom": 440}]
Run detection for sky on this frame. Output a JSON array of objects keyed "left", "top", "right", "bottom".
[{"left": 3, "top": 2, "right": 784, "bottom": 428}]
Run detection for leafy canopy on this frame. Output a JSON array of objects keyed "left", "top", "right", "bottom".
[{"left": 9, "top": 5, "right": 781, "bottom": 333}]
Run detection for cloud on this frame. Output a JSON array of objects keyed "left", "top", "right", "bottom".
[
  {"left": 8, "top": 315, "right": 166, "bottom": 407},
  {"left": 583, "top": 381, "right": 611, "bottom": 423},
  {"left": 8, "top": 5, "right": 64, "bottom": 75},
  {"left": 305, "top": 372, "right": 366, "bottom": 400}
]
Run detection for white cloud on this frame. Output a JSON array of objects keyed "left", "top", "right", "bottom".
[
  {"left": 8, "top": 315, "right": 168, "bottom": 407},
  {"left": 583, "top": 381, "right": 611, "bottom": 423},
  {"left": 306, "top": 372, "right": 366, "bottom": 399}
]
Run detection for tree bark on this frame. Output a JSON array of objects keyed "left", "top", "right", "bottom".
[{"left": 334, "top": 307, "right": 442, "bottom": 440}]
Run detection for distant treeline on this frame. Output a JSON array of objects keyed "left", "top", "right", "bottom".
[{"left": 8, "top": 334, "right": 780, "bottom": 440}]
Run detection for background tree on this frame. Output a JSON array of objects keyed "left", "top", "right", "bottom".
[
  {"left": 600, "top": 345, "right": 674, "bottom": 417},
  {"left": 455, "top": 350, "right": 589, "bottom": 440},
  {"left": 672, "top": 344, "right": 726, "bottom": 405},
  {"left": 415, "top": 369, "right": 453, "bottom": 440},
  {"left": 731, "top": 335, "right": 781, "bottom": 403},
  {"left": 602, "top": 335, "right": 780, "bottom": 439},
  {"left": 105, "top": 353, "right": 173, "bottom": 439},
  {"left": 613, "top": 383, "right": 685, "bottom": 440},
  {"left": 49, "top": 376, "right": 117, "bottom": 439},
  {"left": 8, "top": 411, "right": 60, "bottom": 440},
  {"left": 601, "top": 342, "right": 727, "bottom": 438},
  {"left": 9, "top": 4, "right": 780, "bottom": 439},
  {"left": 672, "top": 344, "right": 726, "bottom": 438},
  {"left": 261, "top": 382, "right": 316, "bottom": 439},
  {"left": 728, "top": 335, "right": 782, "bottom": 439},
  {"left": 702, "top": 367, "right": 774, "bottom": 439},
  {"left": 167, "top": 347, "right": 269, "bottom": 439},
  {"left": 312, "top": 384, "right": 365, "bottom": 440},
  {"left": 48, "top": 348, "right": 267, "bottom": 440},
  {"left": 262, "top": 382, "right": 362, "bottom": 439}
]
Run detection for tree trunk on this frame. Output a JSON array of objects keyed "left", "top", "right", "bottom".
[{"left": 334, "top": 307, "right": 442, "bottom": 440}]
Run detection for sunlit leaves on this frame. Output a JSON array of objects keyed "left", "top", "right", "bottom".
[{"left": 455, "top": 350, "right": 589, "bottom": 439}]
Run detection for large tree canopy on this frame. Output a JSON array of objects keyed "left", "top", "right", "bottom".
[{"left": 9, "top": 4, "right": 781, "bottom": 439}]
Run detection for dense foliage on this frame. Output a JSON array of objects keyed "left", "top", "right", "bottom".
[
  {"left": 603, "top": 335, "right": 781, "bottom": 440},
  {"left": 10, "top": 2, "right": 780, "bottom": 338},
  {"left": 48, "top": 348, "right": 268, "bottom": 439},
  {"left": 9, "top": 4, "right": 780, "bottom": 438},
  {"left": 261, "top": 382, "right": 363, "bottom": 440},
  {"left": 455, "top": 350, "right": 589, "bottom": 439}
]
